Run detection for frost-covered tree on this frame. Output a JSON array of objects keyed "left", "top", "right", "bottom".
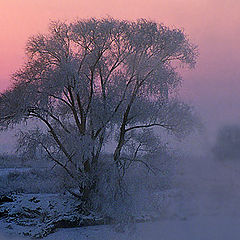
[{"left": 0, "top": 18, "right": 198, "bottom": 206}]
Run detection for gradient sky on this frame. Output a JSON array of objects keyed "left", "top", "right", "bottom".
[{"left": 0, "top": 0, "right": 240, "bottom": 147}]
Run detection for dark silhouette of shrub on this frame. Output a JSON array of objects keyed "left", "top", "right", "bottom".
[{"left": 213, "top": 125, "right": 240, "bottom": 160}]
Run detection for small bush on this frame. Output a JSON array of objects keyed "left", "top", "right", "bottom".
[
  {"left": 0, "top": 154, "right": 25, "bottom": 168},
  {"left": 212, "top": 125, "right": 240, "bottom": 160},
  {"left": 0, "top": 167, "right": 64, "bottom": 195},
  {"left": 90, "top": 149, "right": 176, "bottom": 224}
]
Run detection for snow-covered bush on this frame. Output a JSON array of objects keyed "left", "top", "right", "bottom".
[
  {"left": 0, "top": 167, "right": 64, "bottom": 195},
  {"left": 90, "top": 147, "right": 176, "bottom": 224},
  {"left": 212, "top": 125, "right": 240, "bottom": 160},
  {"left": 0, "top": 154, "right": 24, "bottom": 168}
]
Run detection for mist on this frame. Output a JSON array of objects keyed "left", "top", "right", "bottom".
[{"left": 1, "top": 1, "right": 240, "bottom": 239}]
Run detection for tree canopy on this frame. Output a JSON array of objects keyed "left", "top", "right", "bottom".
[{"left": 0, "top": 18, "right": 198, "bottom": 206}]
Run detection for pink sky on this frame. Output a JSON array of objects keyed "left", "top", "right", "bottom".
[{"left": 0, "top": 0, "right": 240, "bottom": 133}]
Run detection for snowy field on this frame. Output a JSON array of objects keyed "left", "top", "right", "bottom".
[
  {"left": 42, "top": 217, "right": 240, "bottom": 240},
  {"left": 2, "top": 152, "right": 240, "bottom": 240},
  {"left": 2, "top": 216, "right": 240, "bottom": 240},
  {"left": 44, "top": 154, "right": 240, "bottom": 240}
]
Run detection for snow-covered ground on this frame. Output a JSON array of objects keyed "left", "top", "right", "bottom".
[
  {"left": 2, "top": 153, "right": 240, "bottom": 240},
  {"left": 2, "top": 216, "right": 240, "bottom": 240},
  {"left": 41, "top": 153, "right": 240, "bottom": 240},
  {"left": 42, "top": 216, "right": 240, "bottom": 240},
  {"left": 47, "top": 154, "right": 240, "bottom": 240}
]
